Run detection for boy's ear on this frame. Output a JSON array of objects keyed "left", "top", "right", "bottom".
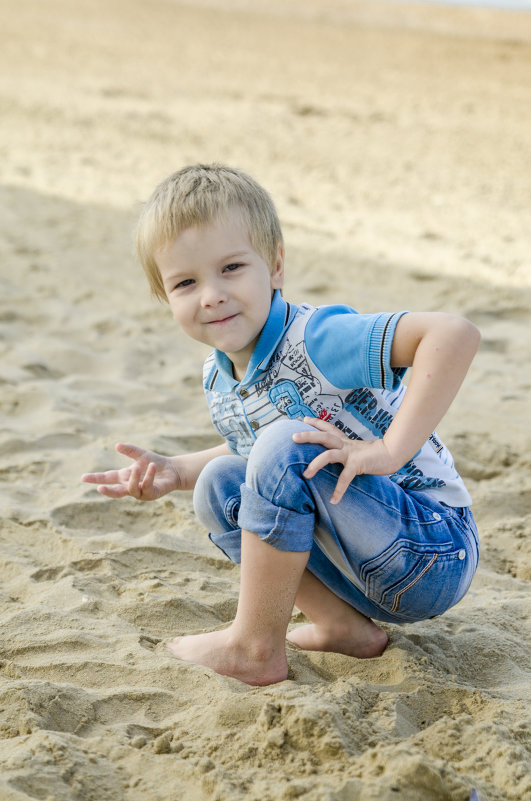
[{"left": 271, "top": 244, "right": 285, "bottom": 290}]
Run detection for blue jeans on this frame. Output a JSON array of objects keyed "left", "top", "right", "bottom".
[{"left": 193, "top": 420, "right": 480, "bottom": 624}]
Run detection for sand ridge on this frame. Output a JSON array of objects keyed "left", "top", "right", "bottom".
[{"left": 0, "top": 1, "right": 530, "bottom": 799}]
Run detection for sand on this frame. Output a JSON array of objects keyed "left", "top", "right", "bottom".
[{"left": 0, "top": 0, "right": 530, "bottom": 799}]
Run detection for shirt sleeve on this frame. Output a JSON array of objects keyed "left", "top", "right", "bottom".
[{"left": 304, "top": 305, "right": 408, "bottom": 390}]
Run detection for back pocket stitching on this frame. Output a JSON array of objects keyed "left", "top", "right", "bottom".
[{"left": 391, "top": 552, "right": 439, "bottom": 613}]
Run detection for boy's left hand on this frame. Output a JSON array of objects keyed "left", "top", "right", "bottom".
[{"left": 292, "top": 417, "right": 397, "bottom": 505}]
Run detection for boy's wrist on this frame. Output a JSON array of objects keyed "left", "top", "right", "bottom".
[
  {"left": 169, "top": 455, "right": 194, "bottom": 491},
  {"left": 380, "top": 436, "right": 410, "bottom": 474},
  {"left": 169, "top": 443, "right": 229, "bottom": 492}
]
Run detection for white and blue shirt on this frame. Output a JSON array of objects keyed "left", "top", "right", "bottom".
[{"left": 203, "top": 290, "right": 472, "bottom": 507}]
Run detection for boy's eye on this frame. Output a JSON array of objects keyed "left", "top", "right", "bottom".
[
  {"left": 224, "top": 263, "right": 243, "bottom": 273},
  {"left": 175, "top": 278, "right": 195, "bottom": 289}
]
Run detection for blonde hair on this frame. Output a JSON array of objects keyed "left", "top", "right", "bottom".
[{"left": 135, "top": 164, "right": 284, "bottom": 301}]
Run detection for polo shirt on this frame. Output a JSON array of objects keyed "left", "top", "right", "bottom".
[{"left": 202, "top": 290, "right": 472, "bottom": 506}]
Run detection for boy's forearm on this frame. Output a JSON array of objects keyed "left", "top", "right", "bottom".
[
  {"left": 384, "top": 316, "right": 480, "bottom": 470},
  {"left": 170, "top": 442, "right": 231, "bottom": 491}
]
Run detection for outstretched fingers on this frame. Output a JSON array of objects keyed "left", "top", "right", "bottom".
[
  {"left": 303, "top": 451, "right": 356, "bottom": 504},
  {"left": 96, "top": 483, "right": 131, "bottom": 498},
  {"left": 292, "top": 417, "right": 357, "bottom": 505},
  {"left": 115, "top": 442, "right": 145, "bottom": 459},
  {"left": 293, "top": 417, "right": 345, "bottom": 477},
  {"left": 127, "top": 461, "right": 144, "bottom": 499},
  {"left": 81, "top": 470, "right": 118, "bottom": 485},
  {"left": 81, "top": 468, "right": 131, "bottom": 487},
  {"left": 138, "top": 462, "right": 157, "bottom": 498},
  {"left": 81, "top": 442, "right": 162, "bottom": 500},
  {"left": 127, "top": 460, "right": 158, "bottom": 500},
  {"left": 80, "top": 467, "right": 132, "bottom": 497},
  {"left": 330, "top": 468, "right": 358, "bottom": 505},
  {"left": 301, "top": 416, "right": 345, "bottom": 436},
  {"left": 294, "top": 430, "right": 338, "bottom": 450},
  {"left": 302, "top": 448, "right": 341, "bottom": 479}
]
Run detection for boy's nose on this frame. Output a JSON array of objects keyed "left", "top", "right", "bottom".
[{"left": 200, "top": 281, "right": 227, "bottom": 307}]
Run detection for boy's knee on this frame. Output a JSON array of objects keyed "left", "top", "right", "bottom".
[
  {"left": 239, "top": 420, "right": 318, "bottom": 547},
  {"left": 246, "top": 419, "right": 316, "bottom": 483}
]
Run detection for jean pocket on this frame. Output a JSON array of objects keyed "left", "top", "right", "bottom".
[{"left": 361, "top": 539, "right": 464, "bottom": 621}]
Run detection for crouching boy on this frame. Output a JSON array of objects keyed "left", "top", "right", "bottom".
[{"left": 82, "top": 164, "right": 481, "bottom": 686}]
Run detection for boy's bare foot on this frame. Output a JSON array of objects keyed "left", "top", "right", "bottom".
[
  {"left": 286, "top": 618, "right": 388, "bottom": 659},
  {"left": 166, "top": 627, "right": 289, "bottom": 686}
]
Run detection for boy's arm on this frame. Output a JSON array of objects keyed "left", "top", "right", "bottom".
[
  {"left": 383, "top": 311, "right": 481, "bottom": 470},
  {"left": 82, "top": 441, "right": 231, "bottom": 500},
  {"left": 293, "top": 312, "right": 480, "bottom": 504},
  {"left": 169, "top": 443, "right": 232, "bottom": 491}
]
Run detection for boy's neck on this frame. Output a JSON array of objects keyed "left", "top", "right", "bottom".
[{"left": 231, "top": 361, "right": 246, "bottom": 383}]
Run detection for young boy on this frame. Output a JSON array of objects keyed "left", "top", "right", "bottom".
[{"left": 82, "top": 164, "right": 481, "bottom": 687}]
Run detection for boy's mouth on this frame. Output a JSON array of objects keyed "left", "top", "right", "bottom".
[{"left": 206, "top": 313, "right": 239, "bottom": 325}]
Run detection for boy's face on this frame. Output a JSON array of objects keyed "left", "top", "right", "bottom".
[{"left": 155, "top": 211, "right": 284, "bottom": 381}]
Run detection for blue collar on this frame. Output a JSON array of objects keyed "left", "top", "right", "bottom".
[{"left": 214, "top": 290, "right": 297, "bottom": 387}]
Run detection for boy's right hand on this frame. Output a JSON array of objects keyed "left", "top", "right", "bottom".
[{"left": 81, "top": 443, "right": 182, "bottom": 500}]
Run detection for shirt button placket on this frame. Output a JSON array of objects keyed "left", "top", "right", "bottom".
[{"left": 239, "top": 388, "right": 257, "bottom": 432}]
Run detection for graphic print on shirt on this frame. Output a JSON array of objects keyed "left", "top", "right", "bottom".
[
  {"left": 268, "top": 339, "right": 344, "bottom": 422},
  {"left": 207, "top": 392, "right": 253, "bottom": 454},
  {"left": 268, "top": 380, "right": 314, "bottom": 419},
  {"left": 393, "top": 459, "right": 446, "bottom": 491},
  {"left": 254, "top": 350, "right": 282, "bottom": 397},
  {"left": 344, "top": 387, "right": 395, "bottom": 437},
  {"left": 203, "top": 301, "right": 471, "bottom": 505}
]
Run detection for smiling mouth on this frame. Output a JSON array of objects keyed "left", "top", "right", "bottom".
[{"left": 206, "top": 314, "right": 239, "bottom": 325}]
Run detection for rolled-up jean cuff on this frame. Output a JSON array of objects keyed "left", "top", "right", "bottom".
[
  {"left": 238, "top": 484, "right": 315, "bottom": 552},
  {"left": 208, "top": 530, "right": 242, "bottom": 563}
]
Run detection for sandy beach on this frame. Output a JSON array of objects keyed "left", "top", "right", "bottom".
[{"left": 0, "top": 1, "right": 530, "bottom": 799}]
